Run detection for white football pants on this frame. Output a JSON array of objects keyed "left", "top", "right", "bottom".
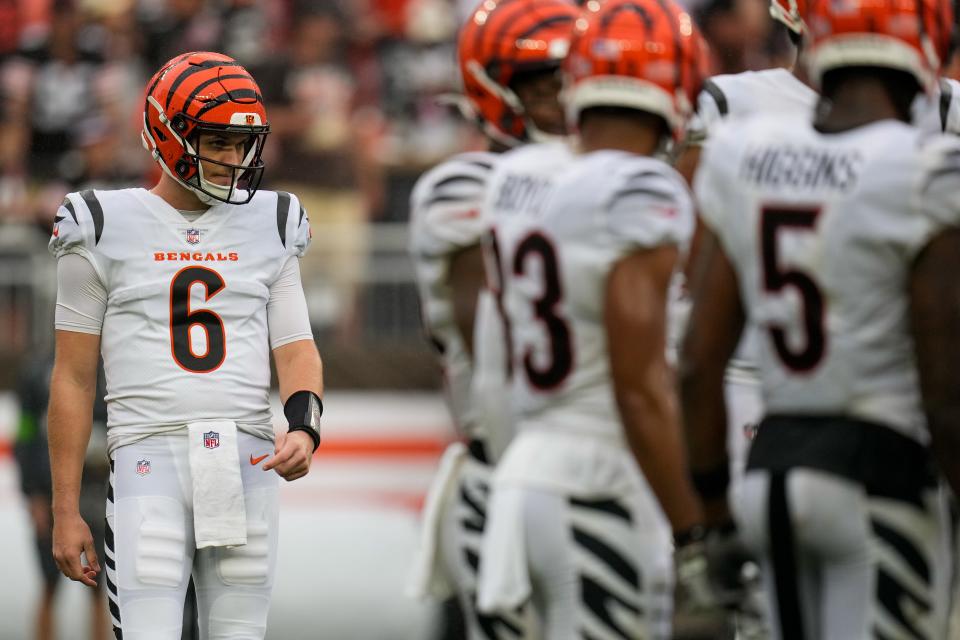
[
  {"left": 517, "top": 486, "right": 673, "bottom": 640},
  {"left": 438, "top": 452, "right": 538, "bottom": 639},
  {"left": 105, "top": 432, "right": 279, "bottom": 640},
  {"left": 733, "top": 468, "right": 946, "bottom": 640},
  {"left": 725, "top": 370, "right": 763, "bottom": 493}
]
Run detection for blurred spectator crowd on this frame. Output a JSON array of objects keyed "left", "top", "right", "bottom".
[
  {"left": 0, "top": 0, "right": 490, "bottom": 226},
  {"left": 0, "top": 0, "right": 488, "bottom": 387}
]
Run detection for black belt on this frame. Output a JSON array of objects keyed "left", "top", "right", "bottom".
[{"left": 747, "top": 414, "right": 937, "bottom": 505}]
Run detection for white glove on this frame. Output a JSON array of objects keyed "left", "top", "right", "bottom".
[
  {"left": 675, "top": 535, "right": 722, "bottom": 611},
  {"left": 674, "top": 524, "right": 756, "bottom": 612}
]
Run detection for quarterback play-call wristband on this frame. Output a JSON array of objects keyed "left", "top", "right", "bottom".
[{"left": 284, "top": 390, "right": 322, "bottom": 451}]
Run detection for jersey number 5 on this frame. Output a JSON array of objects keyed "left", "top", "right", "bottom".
[
  {"left": 761, "top": 206, "right": 825, "bottom": 372},
  {"left": 169, "top": 266, "right": 226, "bottom": 373}
]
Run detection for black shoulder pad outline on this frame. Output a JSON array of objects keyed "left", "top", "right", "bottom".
[
  {"left": 276, "top": 191, "right": 292, "bottom": 247},
  {"left": 79, "top": 190, "right": 105, "bottom": 245}
]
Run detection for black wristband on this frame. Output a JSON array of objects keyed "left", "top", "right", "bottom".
[
  {"left": 690, "top": 464, "right": 731, "bottom": 501},
  {"left": 715, "top": 519, "right": 737, "bottom": 537},
  {"left": 284, "top": 390, "right": 322, "bottom": 451}
]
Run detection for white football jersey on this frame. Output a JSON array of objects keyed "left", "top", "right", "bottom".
[
  {"left": 485, "top": 142, "right": 693, "bottom": 441},
  {"left": 914, "top": 77, "right": 960, "bottom": 135},
  {"left": 695, "top": 116, "right": 960, "bottom": 445},
  {"left": 408, "top": 151, "right": 497, "bottom": 439},
  {"left": 686, "top": 68, "right": 817, "bottom": 145},
  {"left": 691, "top": 70, "right": 960, "bottom": 142},
  {"left": 686, "top": 68, "right": 818, "bottom": 375},
  {"left": 49, "top": 188, "right": 311, "bottom": 443},
  {"left": 690, "top": 69, "right": 960, "bottom": 140}
]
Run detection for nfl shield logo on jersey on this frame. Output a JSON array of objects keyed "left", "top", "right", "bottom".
[
  {"left": 136, "top": 459, "right": 151, "bottom": 475},
  {"left": 204, "top": 431, "right": 220, "bottom": 449},
  {"left": 185, "top": 228, "right": 201, "bottom": 245}
]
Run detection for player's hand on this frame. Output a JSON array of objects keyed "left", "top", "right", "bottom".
[
  {"left": 262, "top": 429, "right": 314, "bottom": 481},
  {"left": 675, "top": 523, "right": 753, "bottom": 612},
  {"left": 704, "top": 525, "right": 755, "bottom": 603},
  {"left": 52, "top": 511, "right": 100, "bottom": 588},
  {"left": 675, "top": 535, "right": 721, "bottom": 611}
]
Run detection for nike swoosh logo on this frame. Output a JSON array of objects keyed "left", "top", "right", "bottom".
[{"left": 250, "top": 453, "right": 269, "bottom": 465}]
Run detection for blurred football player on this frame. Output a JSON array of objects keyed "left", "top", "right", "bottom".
[
  {"left": 407, "top": 1, "right": 579, "bottom": 638},
  {"left": 16, "top": 353, "right": 110, "bottom": 640},
  {"left": 46, "top": 52, "right": 323, "bottom": 640},
  {"left": 676, "top": 7, "right": 814, "bottom": 547},
  {"left": 681, "top": 0, "right": 960, "bottom": 635},
  {"left": 682, "top": 0, "right": 960, "bottom": 179},
  {"left": 473, "top": 1, "right": 712, "bottom": 637},
  {"left": 677, "top": 0, "right": 960, "bottom": 571},
  {"left": 682, "top": 0, "right": 960, "bottom": 635}
]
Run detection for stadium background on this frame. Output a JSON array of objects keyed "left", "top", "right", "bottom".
[{"left": 0, "top": 0, "right": 957, "bottom": 639}]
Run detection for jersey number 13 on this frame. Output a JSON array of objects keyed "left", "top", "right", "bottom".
[{"left": 489, "top": 230, "right": 573, "bottom": 390}]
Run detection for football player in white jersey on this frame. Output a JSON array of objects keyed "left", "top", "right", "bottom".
[
  {"left": 473, "top": 2, "right": 713, "bottom": 637},
  {"left": 683, "top": 0, "right": 960, "bottom": 634},
  {"left": 672, "top": 10, "right": 819, "bottom": 573},
  {"left": 407, "top": 1, "right": 579, "bottom": 638},
  {"left": 684, "top": 0, "right": 960, "bottom": 161},
  {"left": 677, "top": 0, "right": 960, "bottom": 553},
  {"left": 46, "top": 52, "right": 323, "bottom": 640},
  {"left": 682, "top": 0, "right": 960, "bottom": 635}
]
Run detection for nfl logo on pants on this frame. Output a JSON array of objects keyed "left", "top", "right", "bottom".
[{"left": 204, "top": 431, "right": 220, "bottom": 449}]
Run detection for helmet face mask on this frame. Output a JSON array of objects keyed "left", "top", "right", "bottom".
[
  {"left": 180, "top": 123, "right": 269, "bottom": 204},
  {"left": 142, "top": 52, "right": 270, "bottom": 205},
  {"left": 508, "top": 64, "right": 567, "bottom": 139},
  {"left": 770, "top": 0, "right": 807, "bottom": 37}
]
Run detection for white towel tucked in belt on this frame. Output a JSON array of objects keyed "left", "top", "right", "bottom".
[
  {"left": 477, "top": 428, "right": 653, "bottom": 614},
  {"left": 477, "top": 484, "right": 530, "bottom": 613},
  {"left": 187, "top": 420, "right": 247, "bottom": 548},
  {"left": 406, "top": 442, "right": 467, "bottom": 600}
]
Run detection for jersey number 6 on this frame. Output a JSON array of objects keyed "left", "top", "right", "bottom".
[{"left": 169, "top": 266, "right": 227, "bottom": 373}]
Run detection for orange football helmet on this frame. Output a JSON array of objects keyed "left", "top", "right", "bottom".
[
  {"left": 458, "top": 0, "right": 579, "bottom": 147},
  {"left": 141, "top": 51, "right": 269, "bottom": 204},
  {"left": 804, "top": 0, "right": 953, "bottom": 92},
  {"left": 563, "top": 0, "right": 709, "bottom": 139}
]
